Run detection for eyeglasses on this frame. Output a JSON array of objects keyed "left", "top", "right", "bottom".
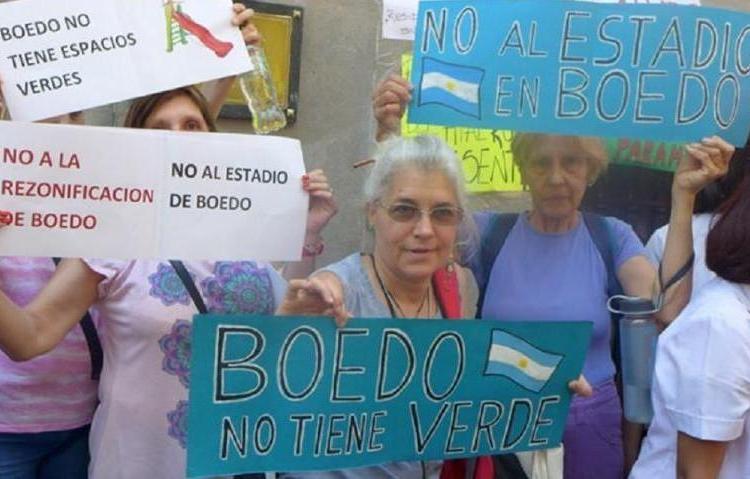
[{"left": 377, "top": 201, "right": 464, "bottom": 226}]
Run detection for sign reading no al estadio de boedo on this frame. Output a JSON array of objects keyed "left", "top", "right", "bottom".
[
  {"left": 186, "top": 315, "right": 591, "bottom": 477},
  {"left": 408, "top": 0, "right": 750, "bottom": 146}
]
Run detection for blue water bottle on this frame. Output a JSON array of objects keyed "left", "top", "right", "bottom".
[{"left": 610, "top": 297, "right": 658, "bottom": 424}]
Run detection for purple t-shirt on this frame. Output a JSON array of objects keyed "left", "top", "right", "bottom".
[{"left": 477, "top": 212, "right": 645, "bottom": 387}]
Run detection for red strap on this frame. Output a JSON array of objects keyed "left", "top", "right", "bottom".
[
  {"left": 440, "top": 457, "right": 495, "bottom": 479},
  {"left": 474, "top": 456, "right": 495, "bottom": 479},
  {"left": 433, "top": 269, "right": 496, "bottom": 478},
  {"left": 440, "top": 459, "right": 466, "bottom": 479},
  {"left": 432, "top": 267, "right": 461, "bottom": 319}
]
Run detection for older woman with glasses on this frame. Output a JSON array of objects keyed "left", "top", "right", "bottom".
[
  {"left": 277, "top": 135, "right": 474, "bottom": 478},
  {"left": 281, "top": 134, "right": 475, "bottom": 328},
  {"left": 371, "top": 74, "right": 733, "bottom": 479},
  {"left": 277, "top": 135, "right": 591, "bottom": 479}
]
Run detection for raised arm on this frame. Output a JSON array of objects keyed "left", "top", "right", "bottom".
[
  {"left": 616, "top": 136, "right": 733, "bottom": 327},
  {"left": 372, "top": 73, "right": 412, "bottom": 142},
  {"left": 676, "top": 433, "right": 727, "bottom": 479},
  {"left": 282, "top": 170, "right": 337, "bottom": 281},
  {"left": 0, "top": 255, "right": 102, "bottom": 361}
]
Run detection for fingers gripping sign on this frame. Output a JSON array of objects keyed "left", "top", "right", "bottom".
[
  {"left": 373, "top": 73, "right": 412, "bottom": 141},
  {"left": 301, "top": 169, "right": 337, "bottom": 240},
  {"left": 277, "top": 273, "right": 350, "bottom": 326},
  {"left": 678, "top": 136, "right": 734, "bottom": 195},
  {"left": 231, "top": 3, "right": 261, "bottom": 46}
]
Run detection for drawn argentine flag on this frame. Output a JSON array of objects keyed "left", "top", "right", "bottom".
[
  {"left": 419, "top": 56, "right": 484, "bottom": 119},
  {"left": 484, "top": 330, "right": 563, "bottom": 392}
]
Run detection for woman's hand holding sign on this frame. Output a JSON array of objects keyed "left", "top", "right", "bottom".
[
  {"left": 676, "top": 136, "right": 734, "bottom": 196},
  {"left": 302, "top": 169, "right": 337, "bottom": 242},
  {"left": 278, "top": 272, "right": 351, "bottom": 326},
  {"left": 231, "top": 3, "right": 260, "bottom": 46},
  {"left": 373, "top": 73, "right": 412, "bottom": 142},
  {"left": 204, "top": 3, "right": 262, "bottom": 119}
]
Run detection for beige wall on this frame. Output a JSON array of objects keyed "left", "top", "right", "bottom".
[{"left": 3, "top": 0, "right": 747, "bottom": 263}]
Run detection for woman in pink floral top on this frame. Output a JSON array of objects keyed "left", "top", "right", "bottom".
[{"left": 0, "top": 86, "right": 336, "bottom": 479}]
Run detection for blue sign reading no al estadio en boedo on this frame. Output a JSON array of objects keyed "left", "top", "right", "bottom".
[
  {"left": 409, "top": 0, "right": 750, "bottom": 145},
  {"left": 186, "top": 315, "right": 591, "bottom": 477}
]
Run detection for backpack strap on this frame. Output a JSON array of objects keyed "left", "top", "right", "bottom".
[
  {"left": 580, "top": 213, "right": 625, "bottom": 387},
  {"left": 169, "top": 260, "right": 208, "bottom": 314},
  {"left": 581, "top": 212, "right": 622, "bottom": 297},
  {"left": 52, "top": 258, "right": 103, "bottom": 381},
  {"left": 473, "top": 213, "right": 519, "bottom": 317}
]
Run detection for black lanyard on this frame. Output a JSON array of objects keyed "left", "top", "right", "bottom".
[
  {"left": 368, "top": 254, "right": 398, "bottom": 318},
  {"left": 169, "top": 260, "right": 208, "bottom": 314},
  {"left": 52, "top": 258, "right": 102, "bottom": 380}
]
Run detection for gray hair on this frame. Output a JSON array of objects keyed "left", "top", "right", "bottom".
[{"left": 363, "top": 135, "right": 477, "bottom": 256}]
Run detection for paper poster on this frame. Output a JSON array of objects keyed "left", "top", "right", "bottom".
[
  {"left": 0, "top": 121, "right": 307, "bottom": 261},
  {"left": 0, "top": 0, "right": 250, "bottom": 121},
  {"left": 408, "top": 0, "right": 750, "bottom": 145},
  {"left": 401, "top": 54, "right": 523, "bottom": 193},
  {"left": 382, "top": 0, "right": 701, "bottom": 42},
  {"left": 187, "top": 315, "right": 592, "bottom": 477},
  {"left": 383, "top": 0, "right": 420, "bottom": 40}
]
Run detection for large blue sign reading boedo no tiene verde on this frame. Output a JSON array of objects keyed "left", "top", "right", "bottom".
[{"left": 186, "top": 315, "right": 591, "bottom": 477}]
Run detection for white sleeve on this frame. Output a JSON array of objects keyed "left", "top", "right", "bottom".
[
  {"left": 657, "top": 306, "right": 750, "bottom": 441},
  {"left": 644, "top": 224, "right": 667, "bottom": 267}
]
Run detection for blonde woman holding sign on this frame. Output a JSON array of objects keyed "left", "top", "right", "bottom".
[{"left": 370, "top": 74, "right": 733, "bottom": 479}]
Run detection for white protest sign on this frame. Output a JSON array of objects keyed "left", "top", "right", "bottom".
[
  {"left": 383, "top": 0, "right": 420, "bottom": 40},
  {"left": 0, "top": 122, "right": 307, "bottom": 261},
  {"left": 0, "top": 0, "right": 251, "bottom": 121},
  {"left": 382, "top": 0, "right": 700, "bottom": 41}
]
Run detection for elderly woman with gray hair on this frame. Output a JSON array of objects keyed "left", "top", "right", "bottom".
[
  {"left": 370, "top": 74, "right": 733, "bottom": 479},
  {"left": 278, "top": 135, "right": 591, "bottom": 479}
]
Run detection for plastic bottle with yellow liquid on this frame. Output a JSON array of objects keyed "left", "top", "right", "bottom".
[{"left": 239, "top": 44, "right": 287, "bottom": 134}]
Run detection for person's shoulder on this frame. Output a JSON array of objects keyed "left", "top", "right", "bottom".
[
  {"left": 647, "top": 223, "right": 668, "bottom": 244},
  {"left": 599, "top": 215, "right": 636, "bottom": 235},
  {"left": 317, "top": 253, "right": 365, "bottom": 282},
  {"left": 82, "top": 258, "right": 137, "bottom": 277},
  {"left": 692, "top": 212, "right": 717, "bottom": 236},
  {"left": 472, "top": 210, "right": 517, "bottom": 232},
  {"left": 667, "top": 279, "right": 750, "bottom": 345},
  {"left": 689, "top": 279, "right": 750, "bottom": 323}
]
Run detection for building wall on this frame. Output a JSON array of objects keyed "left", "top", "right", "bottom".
[{"left": 3, "top": 0, "right": 746, "bottom": 263}]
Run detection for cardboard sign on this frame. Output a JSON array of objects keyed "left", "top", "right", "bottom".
[
  {"left": 382, "top": 0, "right": 701, "bottom": 42},
  {"left": 187, "top": 315, "right": 592, "bottom": 477},
  {"left": 409, "top": 0, "right": 750, "bottom": 145},
  {"left": 401, "top": 54, "right": 523, "bottom": 193},
  {"left": 0, "top": 0, "right": 250, "bottom": 121},
  {"left": 0, "top": 122, "right": 306, "bottom": 260}
]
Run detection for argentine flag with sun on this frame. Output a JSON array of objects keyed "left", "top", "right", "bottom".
[
  {"left": 418, "top": 56, "right": 484, "bottom": 119},
  {"left": 485, "top": 329, "right": 564, "bottom": 392}
]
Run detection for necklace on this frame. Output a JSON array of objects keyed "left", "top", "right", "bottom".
[{"left": 369, "top": 254, "right": 431, "bottom": 318}]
